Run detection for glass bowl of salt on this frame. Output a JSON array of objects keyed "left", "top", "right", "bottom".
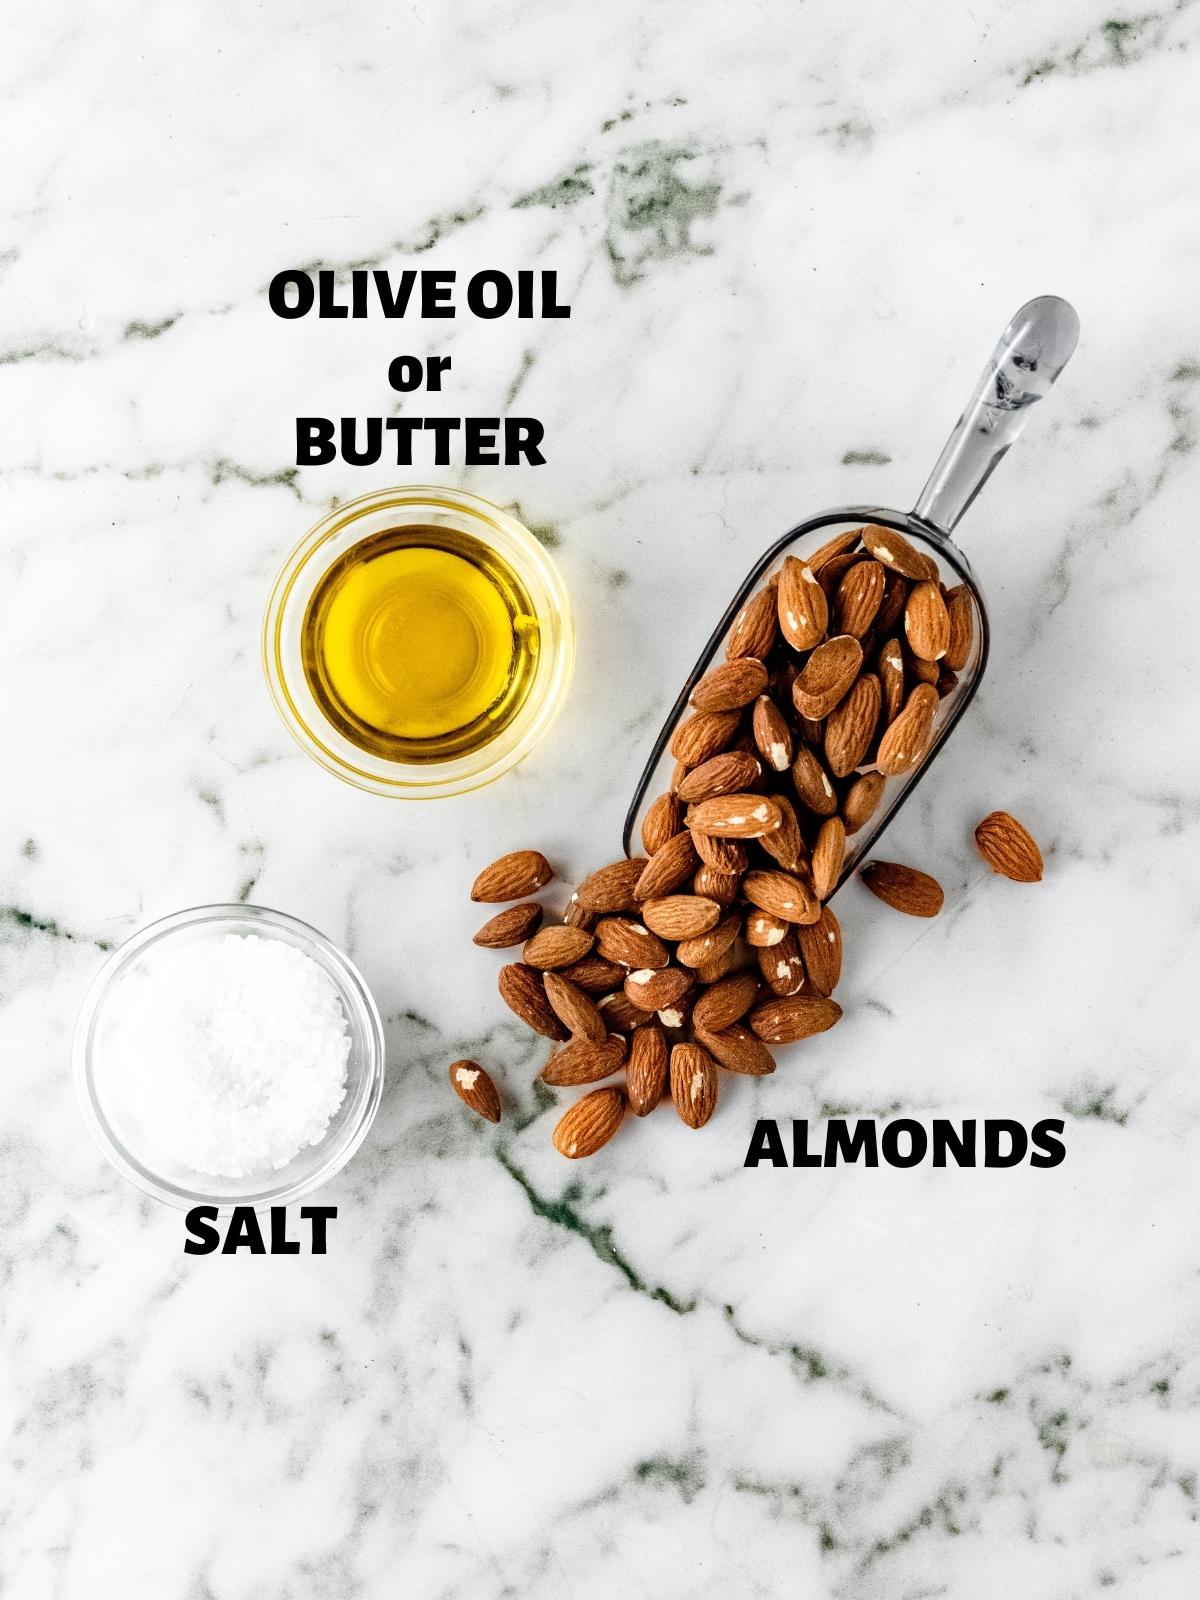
[{"left": 74, "top": 904, "right": 385, "bottom": 1209}]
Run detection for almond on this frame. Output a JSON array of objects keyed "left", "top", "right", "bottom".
[
  {"left": 759, "top": 794, "right": 808, "bottom": 874},
  {"left": 777, "top": 556, "right": 829, "bottom": 651},
  {"left": 542, "top": 1036, "right": 626, "bottom": 1086},
  {"left": 905, "top": 580, "right": 950, "bottom": 662},
  {"left": 692, "top": 971, "right": 759, "bottom": 1031},
  {"left": 634, "top": 831, "right": 701, "bottom": 899},
  {"left": 875, "top": 570, "right": 910, "bottom": 635},
  {"left": 448, "top": 1059, "right": 501, "bottom": 1122},
  {"left": 825, "top": 672, "right": 881, "bottom": 778},
  {"left": 816, "top": 550, "right": 861, "bottom": 598},
  {"left": 563, "top": 895, "right": 597, "bottom": 930},
  {"left": 811, "top": 816, "right": 846, "bottom": 901},
  {"left": 686, "top": 793, "right": 782, "bottom": 840},
  {"left": 670, "top": 709, "right": 741, "bottom": 769},
  {"left": 558, "top": 954, "right": 627, "bottom": 995},
  {"left": 804, "top": 527, "right": 862, "bottom": 573},
  {"left": 676, "top": 910, "right": 741, "bottom": 968},
  {"left": 742, "top": 870, "right": 820, "bottom": 925},
  {"left": 878, "top": 636, "right": 906, "bottom": 725},
  {"left": 791, "top": 745, "right": 838, "bottom": 817},
  {"left": 641, "top": 895, "right": 722, "bottom": 941},
  {"left": 690, "top": 866, "right": 742, "bottom": 908},
  {"left": 670, "top": 1042, "right": 718, "bottom": 1129},
  {"left": 676, "top": 751, "right": 762, "bottom": 803},
  {"left": 835, "top": 559, "right": 886, "bottom": 637},
  {"left": 576, "top": 857, "right": 648, "bottom": 912},
  {"left": 472, "top": 902, "right": 543, "bottom": 949},
  {"left": 861, "top": 524, "right": 938, "bottom": 582},
  {"left": 749, "top": 994, "right": 843, "bottom": 1043},
  {"left": 975, "top": 811, "right": 1043, "bottom": 882},
  {"left": 598, "top": 990, "right": 645, "bottom": 1033},
  {"left": 875, "top": 682, "right": 938, "bottom": 776},
  {"left": 498, "top": 963, "right": 569, "bottom": 1040},
  {"left": 522, "top": 924, "right": 595, "bottom": 970},
  {"left": 692, "top": 831, "right": 749, "bottom": 872},
  {"left": 657, "top": 992, "right": 697, "bottom": 1030},
  {"left": 791, "top": 633, "right": 863, "bottom": 720},
  {"left": 641, "top": 791, "right": 683, "bottom": 855},
  {"left": 627, "top": 1024, "right": 669, "bottom": 1115},
  {"left": 625, "top": 965, "right": 694, "bottom": 1012},
  {"left": 752, "top": 694, "right": 794, "bottom": 772},
  {"left": 691, "top": 656, "right": 769, "bottom": 712},
  {"left": 860, "top": 860, "right": 944, "bottom": 917},
  {"left": 693, "top": 948, "right": 742, "bottom": 984},
  {"left": 943, "top": 585, "right": 975, "bottom": 672},
  {"left": 841, "top": 770, "right": 886, "bottom": 834},
  {"left": 543, "top": 972, "right": 608, "bottom": 1040},
  {"left": 595, "top": 917, "right": 669, "bottom": 969},
  {"left": 552, "top": 1087, "right": 625, "bottom": 1157},
  {"left": 756, "top": 931, "right": 807, "bottom": 996},
  {"left": 726, "top": 582, "right": 779, "bottom": 661},
  {"left": 695, "top": 1022, "right": 776, "bottom": 1076},
  {"left": 745, "top": 909, "right": 789, "bottom": 947},
  {"left": 798, "top": 905, "right": 842, "bottom": 994},
  {"left": 470, "top": 849, "right": 553, "bottom": 903}
]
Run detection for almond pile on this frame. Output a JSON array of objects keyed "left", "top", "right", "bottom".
[{"left": 450, "top": 526, "right": 1043, "bottom": 1158}]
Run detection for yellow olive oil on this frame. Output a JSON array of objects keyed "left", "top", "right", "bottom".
[{"left": 301, "top": 526, "right": 541, "bottom": 762}]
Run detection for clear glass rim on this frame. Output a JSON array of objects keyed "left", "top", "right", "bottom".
[
  {"left": 73, "top": 903, "right": 386, "bottom": 1211},
  {"left": 262, "top": 484, "right": 575, "bottom": 799}
]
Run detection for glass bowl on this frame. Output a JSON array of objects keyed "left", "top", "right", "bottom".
[
  {"left": 262, "top": 484, "right": 574, "bottom": 798},
  {"left": 73, "top": 904, "right": 385, "bottom": 1210}
]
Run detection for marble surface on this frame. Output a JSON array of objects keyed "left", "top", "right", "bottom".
[{"left": 3, "top": 2, "right": 1199, "bottom": 1595}]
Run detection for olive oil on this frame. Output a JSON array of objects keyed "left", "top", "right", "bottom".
[{"left": 301, "top": 526, "right": 541, "bottom": 762}]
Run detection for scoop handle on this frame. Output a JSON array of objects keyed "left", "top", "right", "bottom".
[{"left": 911, "top": 295, "right": 1079, "bottom": 537}]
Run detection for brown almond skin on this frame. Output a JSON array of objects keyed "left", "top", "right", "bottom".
[
  {"left": 692, "top": 831, "right": 749, "bottom": 873},
  {"left": 797, "top": 905, "right": 842, "bottom": 994},
  {"left": 542, "top": 972, "right": 607, "bottom": 1041},
  {"left": 756, "top": 932, "right": 807, "bottom": 996},
  {"left": 875, "top": 571, "right": 910, "bottom": 635},
  {"left": 670, "top": 1042, "right": 718, "bottom": 1129},
  {"left": 975, "top": 811, "right": 1043, "bottom": 882},
  {"left": 791, "top": 634, "right": 863, "bottom": 721},
  {"left": 542, "top": 1036, "right": 626, "bottom": 1086},
  {"left": 696, "top": 1022, "right": 776, "bottom": 1076},
  {"left": 471, "top": 849, "right": 553, "bottom": 903},
  {"left": 498, "top": 963, "right": 570, "bottom": 1040},
  {"left": 842, "top": 770, "right": 886, "bottom": 834},
  {"left": 449, "top": 1060, "right": 502, "bottom": 1123},
  {"left": 472, "top": 902, "right": 543, "bottom": 949},
  {"left": 692, "top": 972, "right": 759, "bottom": 1032},
  {"left": 811, "top": 817, "right": 846, "bottom": 901},
  {"left": 676, "top": 751, "right": 762, "bottom": 804},
  {"left": 641, "top": 895, "right": 722, "bottom": 941},
  {"left": 791, "top": 745, "right": 839, "bottom": 818},
  {"left": 686, "top": 794, "right": 782, "bottom": 840},
  {"left": 625, "top": 965, "right": 693, "bottom": 1012},
  {"left": 670, "top": 709, "right": 741, "bottom": 769},
  {"left": 862, "top": 525, "right": 938, "bottom": 582},
  {"left": 749, "top": 994, "right": 843, "bottom": 1043},
  {"left": 558, "top": 955, "right": 627, "bottom": 995},
  {"left": 777, "top": 556, "right": 828, "bottom": 651},
  {"left": 595, "top": 917, "right": 670, "bottom": 969},
  {"left": 563, "top": 896, "right": 597, "bottom": 931},
  {"left": 641, "top": 791, "right": 684, "bottom": 855},
  {"left": 817, "top": 551, "right": 861, "bottom": 599},
  {"left": 726, "top": 583, "right": 779, "bottom": 660},
  {"left": 860, "top": 860, "right": 945, "bottom": 917},
  {"left": 876, "top": 683, "right": 938, "bottom": 776},
  {"left": 825, "top": 672, "right": 882, "bottom": 778},
  {"left": 834, "top": 559, "right": 886, "bottom": 637},
  {"left": 576, "top": 858, "right": 648, "bottom": 913},
  {"left": 943, "top": 585, "right": 975, "bottom": 672},
  {"left": 905, "top": 580, "right": 951, "bottom": 662},
  {"left": 522, "top": 925, "right": 595, "bottom": 970},
  {"left": 689, "top": 867, "right": 742, "bottom": 909},
  {"left": 691, "top": 657, "right": 769, "bottom": 712},
  {"left": 627, "top": 1024, "right": 669, "bottom": 1115},
  {"left": 552, "top": 1087, "right": 625, "bottom": 1157},
  {"left": 634, "top": 832, "right": 700, "bottom": 899},
  {"left": 805, "top": 527, "right": 862, "bottom": 573},
  {"left": 742, "top": 870, "right": 820, "bottom": 925},
  {"left": 878, "top": 636, "right": 906, "bottom": 725},
  {"left": 746, "top": 909, "right": 788, "bottom": 947},
  {"left": 692, "top": 948, "right": 741, "bottom": 985},
  {"left": 759, "top": 795, "right": 808, "bottom": 874},
  {"left": 676, "top": 910, "right": 741, "bottom": 967},
  {"left": 599, "top": 990, "right": 644, "bottom": 1033},
  {"left": 752, "top": 694, "right": 794, "bottom": 773}
]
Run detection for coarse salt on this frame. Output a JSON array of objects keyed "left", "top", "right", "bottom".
[{"left": 112, "top": 933, "right": 350, "bottom": 1178}]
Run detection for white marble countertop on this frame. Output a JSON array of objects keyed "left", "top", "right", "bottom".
[{"left": 4, "top": 3, "right": 1199, "bottom": 1596}]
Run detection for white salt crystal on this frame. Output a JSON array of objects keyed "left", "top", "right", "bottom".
[{"left": 112, "top": 933, "right": 350, "bottom": 1178}]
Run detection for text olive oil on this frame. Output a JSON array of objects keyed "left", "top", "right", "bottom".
[{"left": 301, "top": 526, "right": 541, "bottom": 762}]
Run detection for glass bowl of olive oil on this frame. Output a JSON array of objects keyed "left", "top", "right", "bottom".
[{"left": 263, "top": 486, "right": 573, "bottom": 797}]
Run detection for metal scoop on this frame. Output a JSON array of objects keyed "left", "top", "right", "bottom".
[{"left": 623, "top": 297, "right": 1080, "bottom": 888}]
